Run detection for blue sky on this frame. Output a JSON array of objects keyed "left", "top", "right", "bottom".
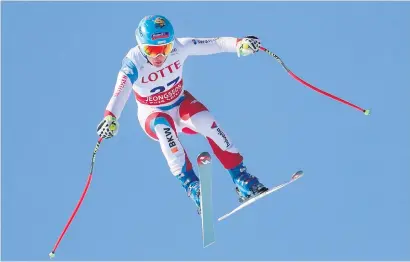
[{"left": 2, "top": 1, "right": 410, "bottom": 261}]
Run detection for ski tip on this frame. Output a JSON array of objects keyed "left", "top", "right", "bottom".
[
  {"left": 217, "top": 216, "right": 226, "bottom": 222},
  {"left": 292, "top": 170, "right": 304, "bottom": 180},
  {"left": 203, "top": 240, "right": 216, "bottom": 248},
  {"left": 197, "top": 152, "right": 212, "bottom": 165}
]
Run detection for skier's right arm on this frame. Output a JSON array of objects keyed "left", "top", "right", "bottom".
[{"left": 97, "top": 57, "right": 138, "bottom": 139}]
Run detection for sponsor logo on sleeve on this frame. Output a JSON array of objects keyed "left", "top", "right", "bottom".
[{"left": 192, "top": 38, "right": 218, "bottom": 45}]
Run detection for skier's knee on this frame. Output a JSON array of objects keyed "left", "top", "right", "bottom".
[
  {"left": 179, "top": 91, "right": 209, "bottom": 121},
  {"left": 185, "top": 110, "right": 216, "bottom": 134},
  {"left": 144, "top": 112, "right": 176, "bottom": 140}
]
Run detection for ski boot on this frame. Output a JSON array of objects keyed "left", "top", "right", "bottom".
[
  {"left": 228, "top": 162, "right": 269, "bottom": 203},
  {"left": 187, "top": 181, "right": 201, "bottom": 215},
  {"left": 177, "top": 169, "right": 201, "bottom": 214}
]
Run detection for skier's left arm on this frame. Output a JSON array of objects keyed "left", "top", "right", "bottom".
[{"left": 179, "top": 35, "right": 261, "bottom": 57}]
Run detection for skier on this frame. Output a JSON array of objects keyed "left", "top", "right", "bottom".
[{"left": 97, "top": 15, "right": 268, "bottom": 214}]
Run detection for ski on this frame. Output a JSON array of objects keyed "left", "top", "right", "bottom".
[
  {"left": 197, "top": 152, "right": 215, "bottom": 248},
  {"left": 218, "top": 170, "right": 304, "bottom": 221}
]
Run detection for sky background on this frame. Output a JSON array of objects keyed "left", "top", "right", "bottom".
[{"left": 2, "top": 1, "right": 410, "bottom": 261}]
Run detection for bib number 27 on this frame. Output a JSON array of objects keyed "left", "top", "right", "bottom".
[{"left": 150, "top": 76, "right": 180, "bottom": 94}]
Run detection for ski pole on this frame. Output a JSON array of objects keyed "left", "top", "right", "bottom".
[
  {"left": 49, "top": 137, "right": 103, "bottom": 259},
  {"left": 259, "top": 46, "right": 371, "bottom": 116}
]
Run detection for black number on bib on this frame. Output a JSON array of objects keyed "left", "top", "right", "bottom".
[
  {"left": 168, "top": 76, "right": 180, "bottom": 87},
  {"left": 150, "top": 76, "right": 180, "bottom": 94},
  {"left": 150, "top": 86, "right": 165, "bottom": 94}
]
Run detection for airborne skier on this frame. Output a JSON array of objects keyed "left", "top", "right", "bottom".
[{"left": 97, "top": 15, "right": 268, "bottom": 213}]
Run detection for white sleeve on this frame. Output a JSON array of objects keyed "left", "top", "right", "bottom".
[
  {"left": 178, "top": 37, "right": 238, "bottom": 56},
  {"left": 104, "top": 57, "right": 139, "bottom": 119},
  {"left": 105, "top": 72, "right": 133, "bottom": 118}
]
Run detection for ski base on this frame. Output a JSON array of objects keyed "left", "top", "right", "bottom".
[
  {"left": 218, "top": 170, "right": 304, "bottom": 221},
  {"left": 197, "top": 152, "right": 215, "bottom": 248}
]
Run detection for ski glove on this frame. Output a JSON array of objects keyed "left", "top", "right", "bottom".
[
  {"left": 236, "top": 35, "right": 261, "bottom": 57},
  {"left": 97, "top": 115, "right": 119, "bottom": 139}
]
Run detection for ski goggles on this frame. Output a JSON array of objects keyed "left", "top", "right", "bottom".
[{"left": 141, "top": 42, "right": 173, "bottom": 58}]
